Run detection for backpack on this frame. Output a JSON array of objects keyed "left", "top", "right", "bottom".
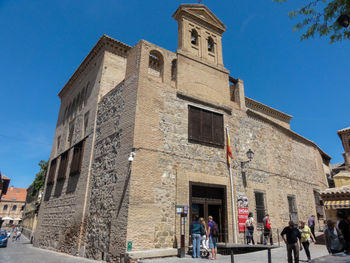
[{"left": 213, "top": 222, "right": 219, "bottom": 237}]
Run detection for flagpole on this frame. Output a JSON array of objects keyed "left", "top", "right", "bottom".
[{"left": 226, "top": 127, "right": 238, "bottom": 244}]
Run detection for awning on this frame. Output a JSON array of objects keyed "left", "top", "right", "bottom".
[{"left": 324, "top": 200, "right": 350, "bottom": 209}]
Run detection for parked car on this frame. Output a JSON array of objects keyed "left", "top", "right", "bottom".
[{"left": 0, "top": 230, "right": 8, "bottom": 247}]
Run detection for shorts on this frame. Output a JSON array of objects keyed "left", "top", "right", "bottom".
[{"left": 209, "top": 236, "right": 217, "bottom": 249}]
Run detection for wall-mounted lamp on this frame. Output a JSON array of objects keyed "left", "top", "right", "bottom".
[
  {"left": 241, "top": 149, "right": 254, "bottom": 169},
  {"left": 128, "top": 152, "right": 136, "bottom": 162}
]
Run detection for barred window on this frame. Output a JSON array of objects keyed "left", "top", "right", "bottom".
[
  {"left": 57, "top": 150, "right": 69, "bottom": 181},
  {"left": 188, "top": 106, "right": 224, "bottom": 146},
  {"left": 288, "top": 195, "right": 298, "bottom": 223},
  {"left": 47, "top": 158, "right": 57, "bottom": 185},
  {"left": 70, "top": 140, "right": 85, "bottom": 176},
  {"left": 254, "top": 191, "right": 266, "bottom": 224}
]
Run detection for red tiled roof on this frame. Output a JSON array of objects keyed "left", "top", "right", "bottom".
[{"left": 1, "top": 186, "right": 27, "bottom": 202}]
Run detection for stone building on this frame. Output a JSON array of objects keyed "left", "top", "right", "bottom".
[
  {"left": 34, "top": 4, "right": 330, "bottom": 262},
  {"left": 0, "top": 186, "right": 26, "bottom": 225},
  {"left": 0, "top": 174, "right": 10, "bottom": 228},
  {"left": 321, "top": 127, "right": 350, "bottom": 221}
]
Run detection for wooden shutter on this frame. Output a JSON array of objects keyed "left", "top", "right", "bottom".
[
  {"left": 213, "top": 112, "right": 224, "bottom": 146},
  {"left": 70, "top": 140, "right": 85, "bottom": 176},
  {"left": 57, "top": 150, "right": 69, "bottom": 181},
  {"left": 47, "top": 158, "right": 57, "bottom": 185},
  {"left": 189, "top": 106, "right": 201, "bottom": 141},
  {"left": 201, "top": 110, "right": 213, "bottom": 142}
]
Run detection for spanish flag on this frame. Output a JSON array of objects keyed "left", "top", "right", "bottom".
[{"left": 226, "top": 127, "right": 233, "bottom": 165}]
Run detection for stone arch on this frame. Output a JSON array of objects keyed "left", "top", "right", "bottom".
[
  {"left": 148, "top": 50, "right": 164, "bottom": 79},
  {"left": 208, "top": 37, "right": 214, "bottom": 52},
  {"left": 191, "top": 29, "right": 199, "bottom": 45}
]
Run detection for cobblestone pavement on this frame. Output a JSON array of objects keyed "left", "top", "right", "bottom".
[
  {"left": 140, "top": 244, "right": 345, "bottom": 263},
  {"left": 0, "top": 234, "right": 102, "bottom": 263}
]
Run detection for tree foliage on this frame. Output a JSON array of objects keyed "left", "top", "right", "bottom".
[
  {"left": 27, "top": 160, "right": 48, "bottom": 200},
  {"left": 275, "top": 0, "right": 350, "bottom": 43}
]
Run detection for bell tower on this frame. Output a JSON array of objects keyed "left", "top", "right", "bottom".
[{"left": 173, "top": 4, "right": 226, "bottom": 68}]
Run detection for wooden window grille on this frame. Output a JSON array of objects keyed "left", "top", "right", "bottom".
[
  {"left": 70, "top": 140, "right": 85, "bottom": 176},
  {"left": 57, "top": 150, "right": 69, "bottom": 181},
  {"left": 47, "top": 158, "right": 57, "bottom": 185},
  {"left": 288, "top": 195, "right": 298, "bottom": 223},
  {"left": 188, "top": 106, "right": 224, "bottom": 146},
  {"left": 254, "top": 191, "right": 266, "bottom": 224}
]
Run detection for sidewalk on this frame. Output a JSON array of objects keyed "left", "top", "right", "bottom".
[{"left": 140, "top": 244, "right": 338, "bottom": 263}]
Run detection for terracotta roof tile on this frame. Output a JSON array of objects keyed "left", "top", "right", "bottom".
[{"left": 1, "top": 186, "right": 27, "bottom": 202}]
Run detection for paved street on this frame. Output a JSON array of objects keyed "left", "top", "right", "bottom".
[
  {"left": 0, "top": 234, "right": 102, "bottom": 263},
  {"left": 1, "top": 234, "right": 350, "bottom": 263},
  {"left": 141, "top": 244, "right": 350, "bottom": 263}
]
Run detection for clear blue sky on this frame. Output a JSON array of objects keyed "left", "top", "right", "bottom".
[{"left": 0, "top": 0, "right": 349, "bottom": 188}]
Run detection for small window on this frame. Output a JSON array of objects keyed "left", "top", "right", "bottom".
[
  {"left": 288, "top": 195, "right": 298, "bottom": 223},
  {"left": 70, "top": 140, "right": 85, "bottom": 176},
  {"left": 171, "top": 59, "right": 177, "bottom": 81},
  {"left": 188, "top": 106, "right": 224, "bottom": 146},
  {"left": 57, "top": 150, "right": 69, "bottom": 181},
  {"left": 254, "top": 191, "right": 266, "bottom": 224},
  {"left": 12, "top": 205, "right": 17, "bottom": 211},
  {"left": 3, "top": 205, "right": 8, "bottom": 211},
  {"left": 208, "top": 37, "right": 214, "bottom": 52},
  {"left": 68, "top": 121, "right": 75, "bottom": 146},
  {"left": 47, "top": 158, "right": 57, "bottom": 185},
  {"left": 191, "top": 29, "right": 198, "bottom": 45}
]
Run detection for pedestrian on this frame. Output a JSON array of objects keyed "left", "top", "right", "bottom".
[
  {"left": 299, "top": 220, "right": 316, "bottom": 262},
  {"left": 281, "top": 220, "right": 302, "bottom": 263},
  {"left": 207, "top": 216, "right": 218, "bottom": 260},
  {"left": 324, "top": 220, "right": 344, "bottom": 254},
  {"left": 245, "top": 212, "right": 255, "bottom": 245},
  {"left": 263, "top": 214, "right": 273, "bottom": 245},
  {"left": 15, "top": 230, "right": 21, "bottom": 241},
  {"left": 199, "top": 217, "right": 209, "bottom": 253},
  {"left": 337, "top": 211, "right": 350, "bottom": 254},
  {"left": 308, "top": 215, "right": 316, "bottom": 238},
  {"left": 189, "top": 215, "right": 204, "bottom": 258}
]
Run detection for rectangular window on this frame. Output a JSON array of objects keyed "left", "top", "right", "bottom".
[
  {"left": 288, "top": 195, "right": 298, "bottom": 223},
  {"left": 47, "top": 158, "right": 57, "bottom": 185},
  {"left": 313, "top": 190, "right": 324, "bottom": 220},
  {"left": 70, "top": 140, "right": 85, "bottom": 176},
  {"left": 254, "top": 191, "right": 266, "bottom": 224},
  {"left": 188, "top": 106, "right": 224, "bottom": 146},
  {"left": 68, "top": 121, "right": 75, "bottom": 146},
  {"left": 57, "top": 150, "right": 69, "bottom": 181}
]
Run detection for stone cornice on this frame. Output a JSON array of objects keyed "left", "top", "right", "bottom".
[
  {"left": 245, "top": 97, "right": 292, "bottom": 123},
  {"left": 172, "top": 4, "right": 226, "bottom": 34},
  {"left": 176, "top": 91, "right": 232, "bottom": 114},
  {"left": 246, "top": 109, "right": 331, "bottom": 160},
  {"left": 58, "top": 35, "right": 131, "bottom": 98}
]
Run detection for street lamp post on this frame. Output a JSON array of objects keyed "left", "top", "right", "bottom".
[{"left": 241, "top": 149, "right": 254, "bottom": 169}]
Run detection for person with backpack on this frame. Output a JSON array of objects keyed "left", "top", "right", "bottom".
[
  {"left": 263, "top": 214, "right": 273, "bottom": 245},
  {"left": 207, "top": 216, "right": 218, "bottom": 260}
]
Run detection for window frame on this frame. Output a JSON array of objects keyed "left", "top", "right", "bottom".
[
  {"left": 57, "top": 150, "right": 70, "bottom": 181},
  {"left": 70, "top": 140, "right": 85, "bottom": 176},
  {"left": 47, "top": 158, "right": 57, "bottom": 185},
  {"left": 254, "top": 191, "right": 266, "bottom": 225},
  {"left": 188, "top": 105, "right": 224, "bottom": 147}
]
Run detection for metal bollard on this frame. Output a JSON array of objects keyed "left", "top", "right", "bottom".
[
  {"left": 268, "top": 248, "right": 272, "bottom": 263},
  {"left": 230, "top": 249, "right": 235, "bottom": 263}
]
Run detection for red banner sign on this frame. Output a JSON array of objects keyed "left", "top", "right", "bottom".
[{"left": 237, "top": 207, "right": 249, "bottom": 233}]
